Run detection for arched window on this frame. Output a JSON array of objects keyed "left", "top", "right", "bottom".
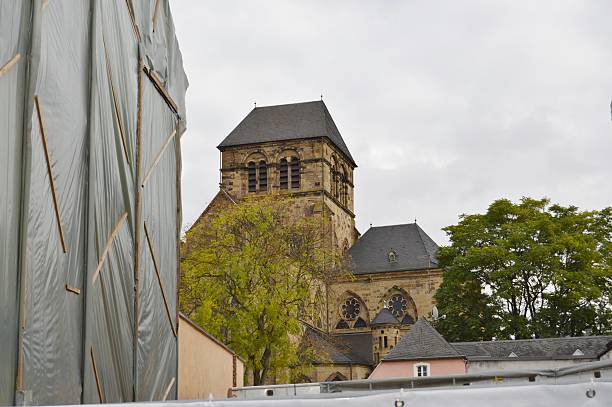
[
  {"left": 334, "top": 170, "right": 339, "bottom": 199},
  {"left": 401, "top": 314, "right": 415, "bottom": 325},
  {"left": 388, "top": 250, "right": 397, "bottom": 263},
  {"left": 247, "top": 161, "right": 257, "bottom": 192},
  {"left": 341, "top": 166, "right": 348, "bottom": 205},
  {"left": 290, "top": 157, "right": 300, "bottom": 189},
  {"left": 335, "top": 320, "right": 349, "bottom": 329},
  {"left": 341, "top": 297, "right": 361, "bottom": 320},
  {"left": 331, "top": 157, "right": 339, "bottom": 198},
  {"left": 386, "top": 294, "right": 408, "bottom": 318},
  {"left": 353, "top": 317, "right": 367, "bottom": 328},
  {"left": 326, "top": 372, "right": 348, "bottom": 382},
  {"left": 248, "top": 160, "right": 267, "bottom": 192},
  {"left": 258, "top": 160, "right": 267, "bottom": 190},
  {"left": 279, "top": 158, "right": 288, "bottom": 189}
]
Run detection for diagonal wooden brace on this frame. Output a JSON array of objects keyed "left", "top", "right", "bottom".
[
  {"left": 0, "top": 54, "right": 21, "bottom": 77},
  {"left": 144, "top": 221, "right": 177, "bottom": 337},
  {"left": 91, "top": 212, "right": 128, "bottom": 285},
  {"left": 102, "top": 36, "right": 131, "bottom": 165},
  {"left": 90, "top": 347, "right": 106, "bottom": 403},
  {"left": 141, "top": 129, "right": 176, "bottom": 188},
  {"left": 34, "top": 95, "right": 67, "bottom": 253}
]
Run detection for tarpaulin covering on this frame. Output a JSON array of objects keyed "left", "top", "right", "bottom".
[
  {"left": 35, "top": 382, "right": 612, "bottom": 407},
  {"left": 0, "top": 1, "right": 187, "bottom": 405}
]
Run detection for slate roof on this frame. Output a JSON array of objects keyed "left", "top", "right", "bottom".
[
  {"left": 217, "top": 100, "right": 356, "bottom": 166},
  {"left": 303, "top": 327, "right": 372, "bottom": 365},
  {"left": 348, "top": 223, "right": 439, "bottom": 275},
  {"left": 451, "top": 336, "right": 612, "bottom": 361},
  {"left": 371, "top": 308, "right": 400, "bottom": 326},
  {"left": 333, "top": 332, "right": 373, "bottom": 365},
  {"left": 384, "top": 318, "right": 463, "bottom": 361}
]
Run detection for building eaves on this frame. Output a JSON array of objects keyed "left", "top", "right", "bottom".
[{"left": 217, "top": 100, "right": 356, "bottom": 167}]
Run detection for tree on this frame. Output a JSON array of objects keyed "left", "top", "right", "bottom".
[
  {"left": 435, "top": 198, "right": 612, "bottom": 341},
  {"left": 180, "top": 195, "right": 344, "bottom": 385}
]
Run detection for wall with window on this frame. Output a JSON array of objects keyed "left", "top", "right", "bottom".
[
  {"left": 303, "top": 364, "right": 372, "bottom": 383},
  {"left": 368, "top": 358, "right": 466, "bottom": 379},
  {"left": 219, "top": 139, "right": 321, "bottom": 199},
  {"left": 329, "top": 272, "right": 444, "bottom": 334},
  {"left": 218, "top": 138, "right": 357, "bottom": 256}
]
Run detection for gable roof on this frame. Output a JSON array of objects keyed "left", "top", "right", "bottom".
[
  {"left": 217, "top": 100, "right": 356, "bottom": 166},
  {"left": 451, "top": 336, "right": 612, "bottom": 361},
  {"left": 348, "top": 223, "right": 439, "bottom": 275},
  {"left": 371, "top": 308, "right": 400, "bottom": 326},
  {"left": 384, "top": 318, "right": 462, "bottom": 361}
]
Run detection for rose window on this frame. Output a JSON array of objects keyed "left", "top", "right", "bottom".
[
  {"left": 386, "top": 294, "right": 408, "bottom": 318},
  {"left": 341, "top": 297, "right": 361, "bottom": 320}
]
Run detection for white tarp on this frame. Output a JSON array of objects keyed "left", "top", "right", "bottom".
[
  {"left": 0, "top": 0, "right": 187, "bottom": 405},
  {"left": 56, "top": 382, "right": 612, "bottom": 407}
]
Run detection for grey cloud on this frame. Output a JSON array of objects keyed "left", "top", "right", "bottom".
[{"left": 172, "top": 1, "right": 612, "bottom": 244}]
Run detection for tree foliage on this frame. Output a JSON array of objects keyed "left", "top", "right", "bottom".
[
  {"left": 435, "top": 198, "right": 612, "bottom": 341},
  {"left": 180, "top": 195, "right": 344, "bottom": 385}
]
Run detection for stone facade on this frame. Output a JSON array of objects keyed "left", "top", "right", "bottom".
[
  {"left": 306, "top": 364, "right": 371, "bottom": 382},
  {"left": 218, "top": 138, "right": 357, "bottom": 253},
  {"left": 328, "top": 269, "right": 444, "bottom": 364},
  {"left": 329, "top": 270, "right": 444, "bottom": 330},
  {"left": 191, "top": 101, "right": 445, "bottom": 384}
]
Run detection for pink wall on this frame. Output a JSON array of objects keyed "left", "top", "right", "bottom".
[{"left": 369, "top": 359, "right": 466, "bottom": 379}]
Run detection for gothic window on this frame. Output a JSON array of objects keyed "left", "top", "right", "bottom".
[
  {"left": 279, "top": 158, "right": 288, "bottom": 189},
  {"left": 341, "top": 297, "right": 361, "bottom": 320},
  {"left": 386, "top": 294, "right": 408, "bottom": 318},
  {"left": 258, "top": 160, "right": 267, "bottom": 190},
  {"left": 388, "top": 250, "right": 397, "bottom": 263},
  {"left": 331, "top": 157, "right": 338, "bottom": 198},
  {"left": 290, "top": 157, "right": 300, "bottom": 188},
  {"left": 335, "top": 320, "right": 349, "bottom": 329},
  {"left": 326, "top": 372, "right": 348, "bottom": 382},
  {"left": 401, "top": 314, "right": 415, "bottom": 325},
  {"left": 341, "top": 166, "right": 348, "bottom": 205},
  {"left": 247, "top": 161, "right": 257, "bottom": 192},
  {"left": 353, "top": 317, "right": 367, "bottom": 328}
]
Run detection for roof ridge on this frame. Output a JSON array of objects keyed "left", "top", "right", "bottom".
[
  {"left": 369, "top": 223, "right": 417, "bottom": 229},
  {"left": 451, "top": 335, "right": 612, "bottom": 345},
  {"left": 253, "top": 100, "right": 323, "bottom": 109},
  {"left": 418, "top": 319, "right": 462, "bottom": 356},
  {"left": 414, "top": 223, "right": 432, "bottom": 264}
]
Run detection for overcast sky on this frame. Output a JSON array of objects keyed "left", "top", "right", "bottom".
[{"left": 172, "top": 1, "right": 612, "bottom": 244}]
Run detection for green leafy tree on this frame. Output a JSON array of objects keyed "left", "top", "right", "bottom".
[
  {"left": 180, "top": 195, "right": 344, "bottom": 385},
  {"left": 435, "top": 198, "right": 612, "bottom": 341}
]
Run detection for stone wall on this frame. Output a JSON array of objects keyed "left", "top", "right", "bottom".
[
  {"left": 328, "top": 269, "right": 444, "bottom": 331},
  {"left": 218, "top": 138, "right": 357, "bottom": 253},
  {"left": 306, "top": 364, "right": 371, "bottom": 382}
]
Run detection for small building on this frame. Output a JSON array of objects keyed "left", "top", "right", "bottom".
[
  {"left": 370, "top": 318, "right": 612, "bottom": 379},
  {"left": 369, "top": 318, "right": 466, "bottom": 379},
  {"left": 178, "top": 314, "right": 245, "bottom": 400},
  {"left": 454, "top": 335, "right": 612, "bottom": 373}
]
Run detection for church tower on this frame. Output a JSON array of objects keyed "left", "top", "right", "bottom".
[{"left": 216, "top": 101, "right": 358, "bottom": 252}]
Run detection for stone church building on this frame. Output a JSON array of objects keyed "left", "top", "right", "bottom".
[{"left": 193, "top": 100, "right": 444, "bottom": 382}]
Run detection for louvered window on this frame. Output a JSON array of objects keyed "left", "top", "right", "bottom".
[
  {"left": 290, "top": 157, "right": 300, "bottom": 189},
  {"left": 247, "top": 161, "right": 257, "bottom": 192},
  {"left": 258, "top": 160, "right": 267, "bottom": 190},
  {"left": 280, "top": 158, "right": 288, "bottom": 189}
]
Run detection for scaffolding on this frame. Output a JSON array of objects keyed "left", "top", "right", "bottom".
[{"left": 0, "top": 1, "right": 187, "bottom": 404}]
